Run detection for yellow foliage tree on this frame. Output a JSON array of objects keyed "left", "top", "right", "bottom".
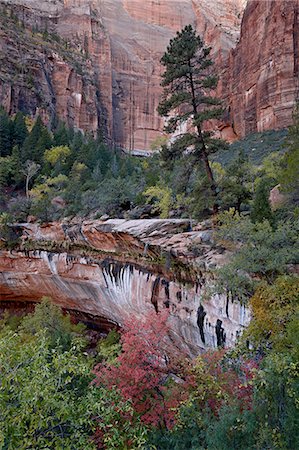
[
  {"left": 245, "top": 275, "right": 299, "bottom": 352},
  {"left": 143, "top": 185, "right": 173, "bottom": 218},
  {"left": 44, "top": 145, "right": 71, "bottom": 166}
]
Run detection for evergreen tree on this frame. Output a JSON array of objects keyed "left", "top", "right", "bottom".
[
  {"left": 10, "top": 145, "right": 24, "bottom": 187},
  {"left": 158, "top": 25, "right": 226, "bottom": 214},
  {"left": 34, "top": 126, "right": 52, "bottom": 164},
  {"left": 0, "top": 109, "right": 13, "bottom": 156},
  {"left": 279, "top": 103, "right": 299, "bottom": 205},
  {"left": 70, "top": 129, "right": 84, "bottom": 154},
  {"left": 251, "top": 178, "right": 273, "bottom": 224},
  {"left": 53, "top": 121, "right": 70, "bottom": 147},
  {"left": 13, "top": 111, "right": 28, "bottom": 149},
  {"left": 21, "top": 116, "right": 52, "bottom": 163},
  {"left": 21, "top": 116, "right": 44, "bottom": 162},
  {"left": 68, "top": 130, "right": 84, "bottom": 170},
  {"left": 220, "top": 151, "right": 252, "bottom": 213}
]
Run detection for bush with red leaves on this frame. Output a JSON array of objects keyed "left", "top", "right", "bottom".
[{"left": 93, "top": 310, "right": 187, "bottom": 429}]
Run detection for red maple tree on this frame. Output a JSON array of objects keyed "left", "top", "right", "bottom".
[{"left": 93, "top": 309, "right": 185, "bottom": 429}]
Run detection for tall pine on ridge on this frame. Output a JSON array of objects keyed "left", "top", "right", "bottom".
[{"left": 158, "top": 25, "right": 226, "bottom": 214}]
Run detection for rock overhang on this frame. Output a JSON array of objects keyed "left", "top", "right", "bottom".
[{"left": 0, "top": 219, "right": 249, "bottom": 355}]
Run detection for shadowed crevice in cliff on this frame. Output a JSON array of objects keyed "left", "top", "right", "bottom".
[
  {"left": 0, "top": 300, "right": 119, "bottom": 333},
  {"left": 215, "top": 319, "right": 226, "bottom": 348},
  {"left": 197, "top": 305, "right": 206, "bottom": 344},
  {"left": 151, "top": 277, "right": 160, "bottom": 313},
  {"left": 161, "top": 279, "right": 170, "bottom": 308},
  {"left": 41, "top": 60, "right": 57, "bottom": 128}
]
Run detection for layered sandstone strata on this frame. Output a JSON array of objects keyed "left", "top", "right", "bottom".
[
  {"left": 0, "top": 0, "right": 113, "bottom": 135},
  {"left": 99, "top": 0, "right": 246, "bottom": 150},
  {"left": 0, "top": 219, "right": 249, "bottom": 355}
]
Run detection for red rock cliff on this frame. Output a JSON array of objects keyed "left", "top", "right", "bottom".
[
  {"left": 0, "top": 0, "right": 245, "bottom": 148},
  {"left": 0, "top": 0, "right": 297, "bottom": 149},
  {"left": 222, "top": 0, "right": 299, "bottom": 137},
  {"left": 0, "top": 0, "right": 113, "bottom": 136},
  {"left": 98, "top": 0, "right": 245, "bottom": 150}
]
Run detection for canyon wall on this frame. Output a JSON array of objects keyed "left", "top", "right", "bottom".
[
  {"left": 0, "top": 219, "right": 249, "bottom": 355},
  {"left": 222, "top": 0, "right": 299, "bottom": 138},
  {"left": 96, "top": 0, "right": 246, "bottom": 150},
  {"left": 0, "top": 0, "right": 113, "bottom": 136},
  {"left": 0, "top": 0, "right": 245, "bottom": 150},
  {"left": 0, "top": 0, "right": 297, "bottom": 150}
]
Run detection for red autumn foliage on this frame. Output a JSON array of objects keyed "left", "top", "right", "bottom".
[
  {"left": 186, "top": 349, "right": 257, "bottom": 415},
  {"left": 93, "top": 310, "right": 187, "bottom": 429},
  {"left": 93, "top": 309, "right": 257, "bottom": 444}
]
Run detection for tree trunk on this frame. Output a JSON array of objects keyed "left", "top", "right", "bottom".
[
  {"left": 189, "top": 69, "right": 218, "bottom": 214},
  {"left": 25, "top": 175, "right": 29, "bottom": 199},
  {"left": 236, "top": 198, "right": 241, "bottom": 215},
  {"left": 201, "top": 148, "right": 218, "bottom": 214}
]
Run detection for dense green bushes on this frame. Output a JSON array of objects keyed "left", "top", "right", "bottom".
[
  {"left": 0, "top": 104, "right": 297, "bottom": 223},
  {"left": 0, "top": 109, "right": 161, "bottom": 221},
  {"left": 0, "top": 299, "right": 148, "bottom": 450},
  {"left": 1, "top": 288, "right": 297, "bottom": 449}
]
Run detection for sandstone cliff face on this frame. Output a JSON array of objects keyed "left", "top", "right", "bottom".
[
  {"left": 1, "top": 0, "right": 297, "bottom": 149},
  {"left": 0, "top": 0, "right": 245, "bottom": 149},
  {"left": 99, "top": 0, "right": 245, "bottom": 151},
  {"left": 222, "top": 0, "right": 299, "bottom": 138},
  {"left": 0, "top": 219, "right": 249, "bottom": 355},
  {"left": 0, "top": 0, "right": 112, "bottom": 135}
]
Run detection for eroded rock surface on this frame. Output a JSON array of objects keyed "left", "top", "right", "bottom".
[
  {"left": 2, "top": 0, "right": 296, "bottom": 149},
  {"left": 222, "top": 0, "right": 299, "bottom": 138},
  {"left": 0, "top": 0, "right": 245, "bottom": 149},
  {"left": 0, "top": 219, "right": 249, "bottom": 355},
  {"left": 0, "top": 0, "right": 112, "bottom": 135}
]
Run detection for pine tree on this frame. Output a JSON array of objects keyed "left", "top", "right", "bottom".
[
  {"left": 220, "top": 151, "right": 252, "bottom": 213},
  {"left": 35, "top": 126, "right": 53, "bottom": 163},
  {"left": 21, "top": 116, "right": 52, "bottom": 163},
  {"left": 13, "top": 111, "right": 28, "bottom": 148},
  {"left": 0, "top": 109, "right": 13, "bottom": 156},
  {"left": 279, "top": 103, "right": 299, "bottom": 205},
  {"left": 158, "top": 25, "right": 226, "bottom": 214},
  {"left": 53, "top": 121, "right": 70, "bottom": 147},
  {"left": 10, "top": 145, "right": 24, "bottom": 186},
  {"left": 251, "top": 178, "right": 273, "bottom": 223}
]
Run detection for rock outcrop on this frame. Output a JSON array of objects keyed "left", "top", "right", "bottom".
[
  {"left": 222, "top": 0, "right": 299, "bottom": 138},
  {"left": 0, "top": 219, "right": 249, "bottom": 355},
  {"left": 97, "top": 0, "right": 246, "bottom": 150}
]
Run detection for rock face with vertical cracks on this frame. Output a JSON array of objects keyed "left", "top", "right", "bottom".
[
  {"left": 1, "top": 1, "right": 298, "bottom": 149},
  {"left": 0, "top": 0, "right": 245, "bottom": 148},
  {"left": 0, "top": 219, "right": 250, "bottom": 355},
  {"left": 0, "top": 0, "right": 112, "bottom": 135},
  {"left": 221, "top": 0, "right": 299, "bottom": 138}
]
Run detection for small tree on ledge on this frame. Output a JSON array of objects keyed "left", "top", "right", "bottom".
[{"left": 158, "top": 25, "right": 226, "bottom": 215}]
